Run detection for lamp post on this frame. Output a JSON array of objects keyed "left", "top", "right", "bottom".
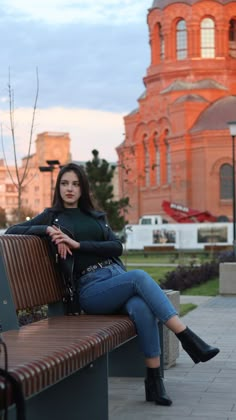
[
  {"left": 39, "top": 159, "right": 60, "bottom": 205},
  {"left": 228, "top": 121, "right": 236, "bottom": 259}
]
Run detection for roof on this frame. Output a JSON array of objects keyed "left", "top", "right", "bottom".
[
  {"left": 173, "top": 94, "right": 208, "bottom": 104},
  {"left": 161, "top": 79, "right": 227, "bottom": 94},
  {"left": 38, "top": 131, "right": 70, "bottom": 137},
  {"left": 190, "top": 96, "right": 236, "bottom": 132},
  {"left": 151, "top": 0, "right": 233, "bottom": 10}
]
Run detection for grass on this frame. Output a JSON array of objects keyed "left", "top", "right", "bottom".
[
  {"left": 182, "top": 277, "right": 219, "bottom": 296},
  {"left": 180, "top": 303, "right": 198, "bottom": 317},
  {"left": 125, "top": 265, "right": 219, "bottom": 296},
  {"left": 126, "top": 265, "right": 173, "bottom": 283},
  {"left": 123, "top": 252, "right": 219, "bottom": 298},
  {"left": 124, "top": 254, "right": 219, "bottom": 317},
  {"left": 121, "top": 250, "right": 212, "bottom": 266}
]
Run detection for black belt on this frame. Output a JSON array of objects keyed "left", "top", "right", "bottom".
[{"left": 80, "top": 259, "right": 113, "bottom": 276}]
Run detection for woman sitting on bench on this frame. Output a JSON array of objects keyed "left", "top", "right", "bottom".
[{"left": 6, "top": 162, "right": 220, "bottom": 407}]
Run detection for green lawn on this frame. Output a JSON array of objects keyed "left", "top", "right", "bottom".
[
  {"left": 126, "top": 265, "right": 173, "bottom": 283},
  {"left": 125, "top": 262, "right": 219, "bottom": 297},
  {"left": 182, "top": 277, "right": 219, "bottom": 296},
  {"left": 121, "top": 250, "right": 212, "bottom": 266},
  {"left": 180, "top": 303, "right": 198, "bottom": 317},
  {"left": 122, "top": 252, "right": 219, "bottom": 316}
]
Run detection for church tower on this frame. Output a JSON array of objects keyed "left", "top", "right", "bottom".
[{"left": 117, "top": 0, "right": 236, "bottom": 223}]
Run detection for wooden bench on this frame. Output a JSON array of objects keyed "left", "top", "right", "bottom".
[
  {"left": 204, "top": 244, "right": 233, "bottom": 252},
  {"left": 143, "top": 246, "right": 176, "bottom": 257},
  {"left": 0, "top": 235, "right": 163, "bottom": 420}
]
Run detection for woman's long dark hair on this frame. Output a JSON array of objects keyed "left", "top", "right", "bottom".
[{"left": 52, "top": 163, "right": 95, "bottom": 213}]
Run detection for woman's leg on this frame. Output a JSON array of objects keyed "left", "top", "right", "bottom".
[
  {"left": 123, "top": 296, "right": 172, "bottom": 406},
  {"left": 79, "top": 265, "right": 219, "bottom": 365},
  {"left": 80, "top": 266, "right": 178, "bottom": 323},
  {"left": 122, "top": 296, "right": 161, "bottom": 362}
]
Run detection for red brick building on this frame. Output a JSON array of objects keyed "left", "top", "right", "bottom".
[{"left": 117, "top": 0, "right": 236, "bottom": 224}]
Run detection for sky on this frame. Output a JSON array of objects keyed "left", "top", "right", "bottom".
[{"left": 0, "top": 0, "right": 152, "bottom": 165}]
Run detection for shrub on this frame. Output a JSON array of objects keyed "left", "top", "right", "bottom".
[
  {"left": 160, "top": 249, "right": 235, "bottom": 292},
  {"left": 160, "top": 260, "right": 219, "bottom": 291},
  {"left": 17, "top": 306, "right": 48, "bottom": 326},
  {"left": 217, "top": 250, "right": 235, "bottom": 263}
]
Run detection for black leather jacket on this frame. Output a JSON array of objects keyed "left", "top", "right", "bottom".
[{"left": 6, "top": 208, "right": 125, "bottom": 312}]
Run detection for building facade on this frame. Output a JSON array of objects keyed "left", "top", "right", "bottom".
[
  {"left": 117, "top": 0, "right": 236, "bottom": 224},
  {"left": 0, "top": 132, "right": 71, "bottom": 222},
  {"left": 0, "top": 131, "right": 119, "bottom": 224}
]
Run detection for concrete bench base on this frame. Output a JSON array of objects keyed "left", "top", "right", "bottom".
[
  {"left": 220, "top": 262, "right": 236, "bottom": 295},
  {"left": 163, "top": 290, "right": 180, "bottom": 369}
]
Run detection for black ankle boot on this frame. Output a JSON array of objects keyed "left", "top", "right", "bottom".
[
  {"left": 145, "top": 367, "right": 172, "bottom": 406},
  {"left": 176, "top": 327, "right": 220, "bottom": 363}
]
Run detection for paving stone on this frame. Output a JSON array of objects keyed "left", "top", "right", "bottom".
[{"left": 109, "top": 296, "right": 236, "bottom": 419}]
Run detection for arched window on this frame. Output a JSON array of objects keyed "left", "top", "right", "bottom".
[
  {"left": 165, "top": 141, "right": 171, "bottom": 184},
  {"left": 158, "top": 23, "right": 165, "bottom": 61},
  {"left": 220, "top": 164, "right": 233, "bottom": 199},
  {"left": 176, "top": 19, "right": 187, "bottom": 59},
  {"left": 143, "top": 138, "right": 150, "bottom": 187},
  {"left": 155, "top": 146, "right": 161, "bottom": 185},
  {"left": 229, "top": 19, "right": 236, "bottom": 58},
  {"left": 153, "top": 134, "right": 161, "bottom": 185},
  {"left": 201, "top": 18, "right": 215, "bottom": 58}
]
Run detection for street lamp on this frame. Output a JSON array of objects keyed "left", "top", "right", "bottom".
[
  {"left": 228, "top": 121, "right": 236, "bottom": 259},
  {"left": 39, "top": 159, "right": 60, "bottom": 205}
]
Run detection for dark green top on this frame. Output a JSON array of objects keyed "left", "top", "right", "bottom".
[{"left": 58, "top": 208, "right": 107, "bottom": 274}]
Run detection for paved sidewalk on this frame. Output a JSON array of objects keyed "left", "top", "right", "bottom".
[{"left": 109, "top": 296, "right": 236, "bottom": 420}]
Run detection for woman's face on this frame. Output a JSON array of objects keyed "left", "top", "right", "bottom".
[{"left": 59, "top": 170, "right": 81, "bottom": 208}]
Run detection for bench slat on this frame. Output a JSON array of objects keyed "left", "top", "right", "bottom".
[
  {"left": 0, "top": 235, "right": 64, "bottom": 310},
  {"left": 1, "top": 315, "right": 136, "bottom": 400}
]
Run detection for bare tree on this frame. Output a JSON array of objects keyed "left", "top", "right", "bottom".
[
  {"left": 9, "top": 206, "right": 37, "bottom": 225},
  {"left": 1, "top": 68, "right": 39, "bottom": 221}
]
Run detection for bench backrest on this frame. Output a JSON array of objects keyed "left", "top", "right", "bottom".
[{"left": 0, "top": 235, "right": 65, "bottom": 330}]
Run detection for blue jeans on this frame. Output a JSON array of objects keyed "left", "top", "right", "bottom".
[{"left": 78, "top": 264, "right": 178, "bottom": 358}]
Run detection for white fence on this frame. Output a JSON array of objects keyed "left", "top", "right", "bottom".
[{"left": 125, "top": 223, "right": 233, "bottom": 251}]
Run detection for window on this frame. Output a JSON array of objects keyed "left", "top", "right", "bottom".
[
  {"left": 176, "top": 20, "right": 187, "bottom": 59},
  {"left": 166, "top": 141, "right": 171, "bottom": 184},
  {"left": 220, "top": 164, "right": 232, "bottom": 199},
  {"left": 140, "top": 218, "right": 152, "bottom": 225},
  {"left": 144, "top": 141, "right": 150, "bottom": 187},
  {"left": 201, "top": 18, "right": 215, "bottom": 58},
  {"left": 155, "top": 146, "right": 161, "bottom": 185},
  {"left": 229, "top": 19, "right": 236, "bottom": 58},
  {"left": 159, "top": 24, "right": 165, "bottom": 61},
  {"left": 6, "top": 184, "right": 16, "bottom": 193}
]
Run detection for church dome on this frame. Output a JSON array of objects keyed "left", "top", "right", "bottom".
[
  {"left": 151, "top": 0, "right": 233, "bottom": 9},
  {"left": 191, "top": 96, "right": 236, "bottom": 132}
]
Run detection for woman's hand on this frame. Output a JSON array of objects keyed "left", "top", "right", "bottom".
[
  {"left": 57, "top": 243, "right": 72, "bottom": 259},
  {"left": 48, "top": 225, "right": 80, "bottom": 250},
  {"left": 46, "top": 226, "right": 74, "bottom": 258}
]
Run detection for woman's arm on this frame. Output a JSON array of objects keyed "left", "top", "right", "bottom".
[
  {"left": 79, "top": 238, "right": 122, "bottom": 257},
  {"left": 51, "top": 223, "right": 123, "bottom": 257},
  {"left": 5, "top": 209, "right": 51, "bottom": 236},
  {"left": 6, "top": 211, "right": 72, "bottom": 259}
]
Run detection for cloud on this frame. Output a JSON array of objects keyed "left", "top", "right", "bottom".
[
  {"left": 0, "top": 0, "right": 151, "bottom": 25},
  {"left": 0, "top": 1, "right": 151, "bottom": 163},
  {"left": 0, "top": 106, "right": 126, "bottom": 164},
  {"left": 0, "top": 20, "right": 149, "bottom": 112}
]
